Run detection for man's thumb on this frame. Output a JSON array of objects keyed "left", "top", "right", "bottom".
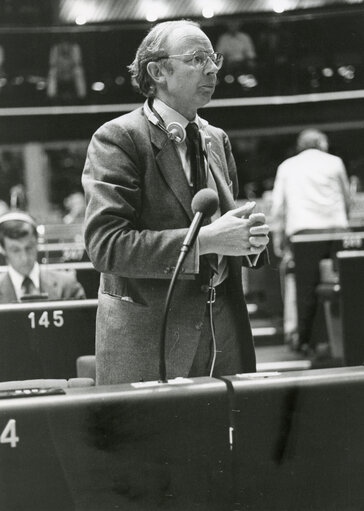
[{"left": 229, "top": 201, "right": 256, "bottom": 218}]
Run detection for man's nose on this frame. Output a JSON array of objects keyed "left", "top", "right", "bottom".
[
  {"left": 204, "top": 57, "right": 219, "bottom": 73},
  {"left": 20, "top": 251, "right": 31, "bottom": 264}
]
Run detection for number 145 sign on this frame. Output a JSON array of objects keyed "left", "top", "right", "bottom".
[{"left": 28, "top": 310, "right": 64, "bottom": 329}]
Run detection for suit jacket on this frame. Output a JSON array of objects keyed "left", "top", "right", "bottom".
[
  {"left": 82, "top": 106, "right": 257, "bottom": 384},
  {"left": 0, "top": 268, "right": 86, "bottom": 303}
]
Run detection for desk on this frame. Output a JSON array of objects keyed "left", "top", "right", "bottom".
[
  {"left": 0, "top": 299, "right": 97, "bottom": 381},
  {"left": 1, "top": 368, "right": 364, "bottom": 510},
  {"left": 337, "top": 250, "right": 364, "bottom": 365},
  {"left": 291, "top": 230, "right": 364, "bottom": 347},
  {"left": 38, "top": 241, "right": 88, "bottom": 263}
]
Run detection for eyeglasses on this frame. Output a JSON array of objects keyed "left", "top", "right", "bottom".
[{"left": 157, "top": 50, "right": 224, "bottom": 70}]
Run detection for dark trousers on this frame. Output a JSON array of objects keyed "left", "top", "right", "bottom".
[
  {"left": 292, "top": 228, "right": 347, "bottom": 348},
  {"left": 188, "top": 291, "right": 244, "bottom": 378}
]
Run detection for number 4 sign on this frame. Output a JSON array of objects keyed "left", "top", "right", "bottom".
[{"left": 0, "top": 419, "right": 19, "bottom": 448}]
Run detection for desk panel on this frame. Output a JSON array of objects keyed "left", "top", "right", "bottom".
[
  {"left": 0, "top": 377, "right": 230, "bottom": 511},
  {"left": 0, "top": 299, "right": 97, "bottom": 381},
  {"left": 224, "top": 367, "right": 364, "bottom": 510}
]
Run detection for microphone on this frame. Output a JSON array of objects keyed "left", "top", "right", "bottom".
[
  {"left": 179, "top": 188, "right": 219, "bottom": 256},
  {"left": 159, "top": 188, "right": 219, "bottom": 383}
]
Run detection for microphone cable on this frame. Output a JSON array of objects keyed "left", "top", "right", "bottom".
[
  {"left": 158, "top": 188, "right": 219, "bottom": 383},
  {"left": 208, "top": 275, "right": 218, "bottom": 378}
]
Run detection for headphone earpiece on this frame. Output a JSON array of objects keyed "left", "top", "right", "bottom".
[
  {"left": 144, "top": 100, "right": 186, "bottom": 144},
  {"left": 166, "top": 122, "right": 186, "bottom": 144}
]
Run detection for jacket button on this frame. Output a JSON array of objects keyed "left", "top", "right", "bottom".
[
  {"left": 195, "top": 321, "right": 203, "bottom": 331},
  {"left": 200, "top": 284, "right": 209, "bottom": 293}
]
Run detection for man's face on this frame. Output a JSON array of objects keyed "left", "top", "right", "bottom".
[
  {"left": 157, "top": 25, "right": 219, "bottom": 119},
  {"left": 3, "top": 233, "right": 38, "bottom": 276}
]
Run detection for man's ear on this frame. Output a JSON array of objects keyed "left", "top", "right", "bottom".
[{"left": 146, "top": 61, "right": 166, "bottom": 85}]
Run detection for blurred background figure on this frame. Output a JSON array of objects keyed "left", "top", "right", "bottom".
[
  {"left": 47, "top": 39, "right": 87, "bottom": 102},
  {"left": 270, "top": 128, "right": 351, "bottom": 353},
  {"left": 0, "top": 211, "right": 86, "bottom": 302},
  {"left": 0, "top": 200, "right": 9, "bottom": 217},
  {"left": 10, "top": 184, "right": 27, "bottom": 211},
  {"left": 216, "top": 20, "right": 257, "bottom": 90},
  {"left": 63, "top": 191, "right": 85, "bottom": 224},
  {"left": 0, "top": 44, "right": 6, "bottom": 87}
]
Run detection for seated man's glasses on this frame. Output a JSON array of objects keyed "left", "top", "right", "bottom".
[{"left": 156, "top": 50, "right": 224, "bottom": 70}]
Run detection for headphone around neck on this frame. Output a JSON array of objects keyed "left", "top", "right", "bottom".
[{"left": 144, "top": 99, "right": 186, "bottom": 144}]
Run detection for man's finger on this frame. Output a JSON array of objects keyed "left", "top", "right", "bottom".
[
  {"left": 247, "top": 212, "right": 266, "bottom": 226},
  {"left": 228, "top": 201, "right": 256, "bottom": 218},
  {"left": 250, "top": 224, "right": 270, "bottom": 235}
]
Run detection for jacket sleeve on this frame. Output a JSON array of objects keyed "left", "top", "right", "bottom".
[
  {"left": 82, "top": 121, "right": 199, "bottom": 279},
  {"left": 221, "top": 129, "right": 269, "bottom": 268}
]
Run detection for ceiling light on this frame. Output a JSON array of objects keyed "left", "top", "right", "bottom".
[
  {"left": 202, "top": 6, "right": 214, "bottom": 18},
  {"left": 75, "top": 15, "right": 87, "bottom": 25}
]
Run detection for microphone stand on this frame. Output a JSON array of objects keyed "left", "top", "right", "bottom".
[
  {"left": 158, "top": 189, "right": 218, "bottom": 383},
  {"left": 159, "top": 249, "right": 188, "bottom": 383}
]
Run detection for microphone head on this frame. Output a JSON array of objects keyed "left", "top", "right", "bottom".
[{"left": 191, "top": 188, "right": 219, "bottom": 217}]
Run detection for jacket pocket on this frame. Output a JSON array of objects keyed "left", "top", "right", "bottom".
[{"left": 100, "top": 290, "right": 147, "bottom": 308}]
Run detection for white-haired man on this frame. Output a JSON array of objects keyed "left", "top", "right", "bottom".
[{"left": 271, "top": 128, "right": 351, "bottom": 353}]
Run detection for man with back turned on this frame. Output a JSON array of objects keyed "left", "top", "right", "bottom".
[
  {"left": 82, "top": 20, "right": 269, "bottom": 385},
  {"left": 271, "top": 129, "right": 350, "bottom": 353}
]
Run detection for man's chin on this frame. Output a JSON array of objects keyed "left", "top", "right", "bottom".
[
  {"left": 199, "top": 89, "right": 214, "bottom": 106},
  {"left": 19, "top": 269, "right": 32, "bottom": 277}
]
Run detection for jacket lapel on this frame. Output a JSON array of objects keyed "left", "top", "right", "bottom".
[
  {"left": 39, "top": 269, "right": 58, "bottom": 300},
  {"left": 0, "top": 273, "right": 17, "bottom": 302},
  {"left": 149, "top": 116, "right": 235, "bottom": 220},
  {"left": 150, "top": 122, "right": 194, "bottom": 222}
]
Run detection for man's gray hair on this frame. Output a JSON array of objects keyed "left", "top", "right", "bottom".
[
  {"left": 128, "top": 19, "right": 200, "bottom": 97},
  {"left": 296, "top": 129, "right": 329, "bottom": 152}
]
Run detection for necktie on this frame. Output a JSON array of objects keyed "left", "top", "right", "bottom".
[
  {"left": 186, "top": 122, "right": 206, "bottom": 195},
  {"left": 186, "top": 123, "right": 218, "bottom": 282},
  {"left": 21, "top": 276, "right": 35, "bottom": 296}
]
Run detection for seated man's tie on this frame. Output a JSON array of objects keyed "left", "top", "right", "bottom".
[{"left": 21, "top": 276, "right": 35, "bottom": 296}]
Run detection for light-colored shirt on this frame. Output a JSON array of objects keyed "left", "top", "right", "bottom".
[
  {"left": 8, "top": 262, "right": 40, "bottom": 301},
  {"left": 270, "top": 149, "right": 351, "bottom": 238},
  {"left": 216, "top": 31, "right": 256, "bottom": 62},
  {"left": 153, "top": 98, "right": 228, "bottom": 286}
]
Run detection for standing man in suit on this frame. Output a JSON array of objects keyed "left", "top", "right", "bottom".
[
  {"left": 0, "top": 211, "right": 86, "bottom": 303},
  {"left": 82, "top": 20, "right": 269, "bottom": 385}
]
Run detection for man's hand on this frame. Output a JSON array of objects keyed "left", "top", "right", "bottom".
[{"left": 198, "top": 201, "right": 270, "bottom": 256}]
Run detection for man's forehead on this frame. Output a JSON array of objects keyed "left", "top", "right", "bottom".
[
  {"left": 4, "top": 234, "right": 37, "bottom": 247},
  {"left": 164, "top": 25, "right": 212, "bottom": 54}
]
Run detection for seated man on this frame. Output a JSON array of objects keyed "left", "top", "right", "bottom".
[
  {"left": 216, "top": 20, "right": 257, "bottom": 76},
  {"left": 0, "top": 211, "right": 86, "bottom": 303}
]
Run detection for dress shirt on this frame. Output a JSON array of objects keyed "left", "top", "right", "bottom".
[
  {"left": 8, "top": 262, "right": 40, "bottom": 301},
  {"left": 271, "top": 149, "right": 350, "bottom": 238},
  {"left": 153, "top": 99, "right": 228, "bottom": 286},
  {"left": 216, "top": 31, "right": 256, "bottom": 62}
]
